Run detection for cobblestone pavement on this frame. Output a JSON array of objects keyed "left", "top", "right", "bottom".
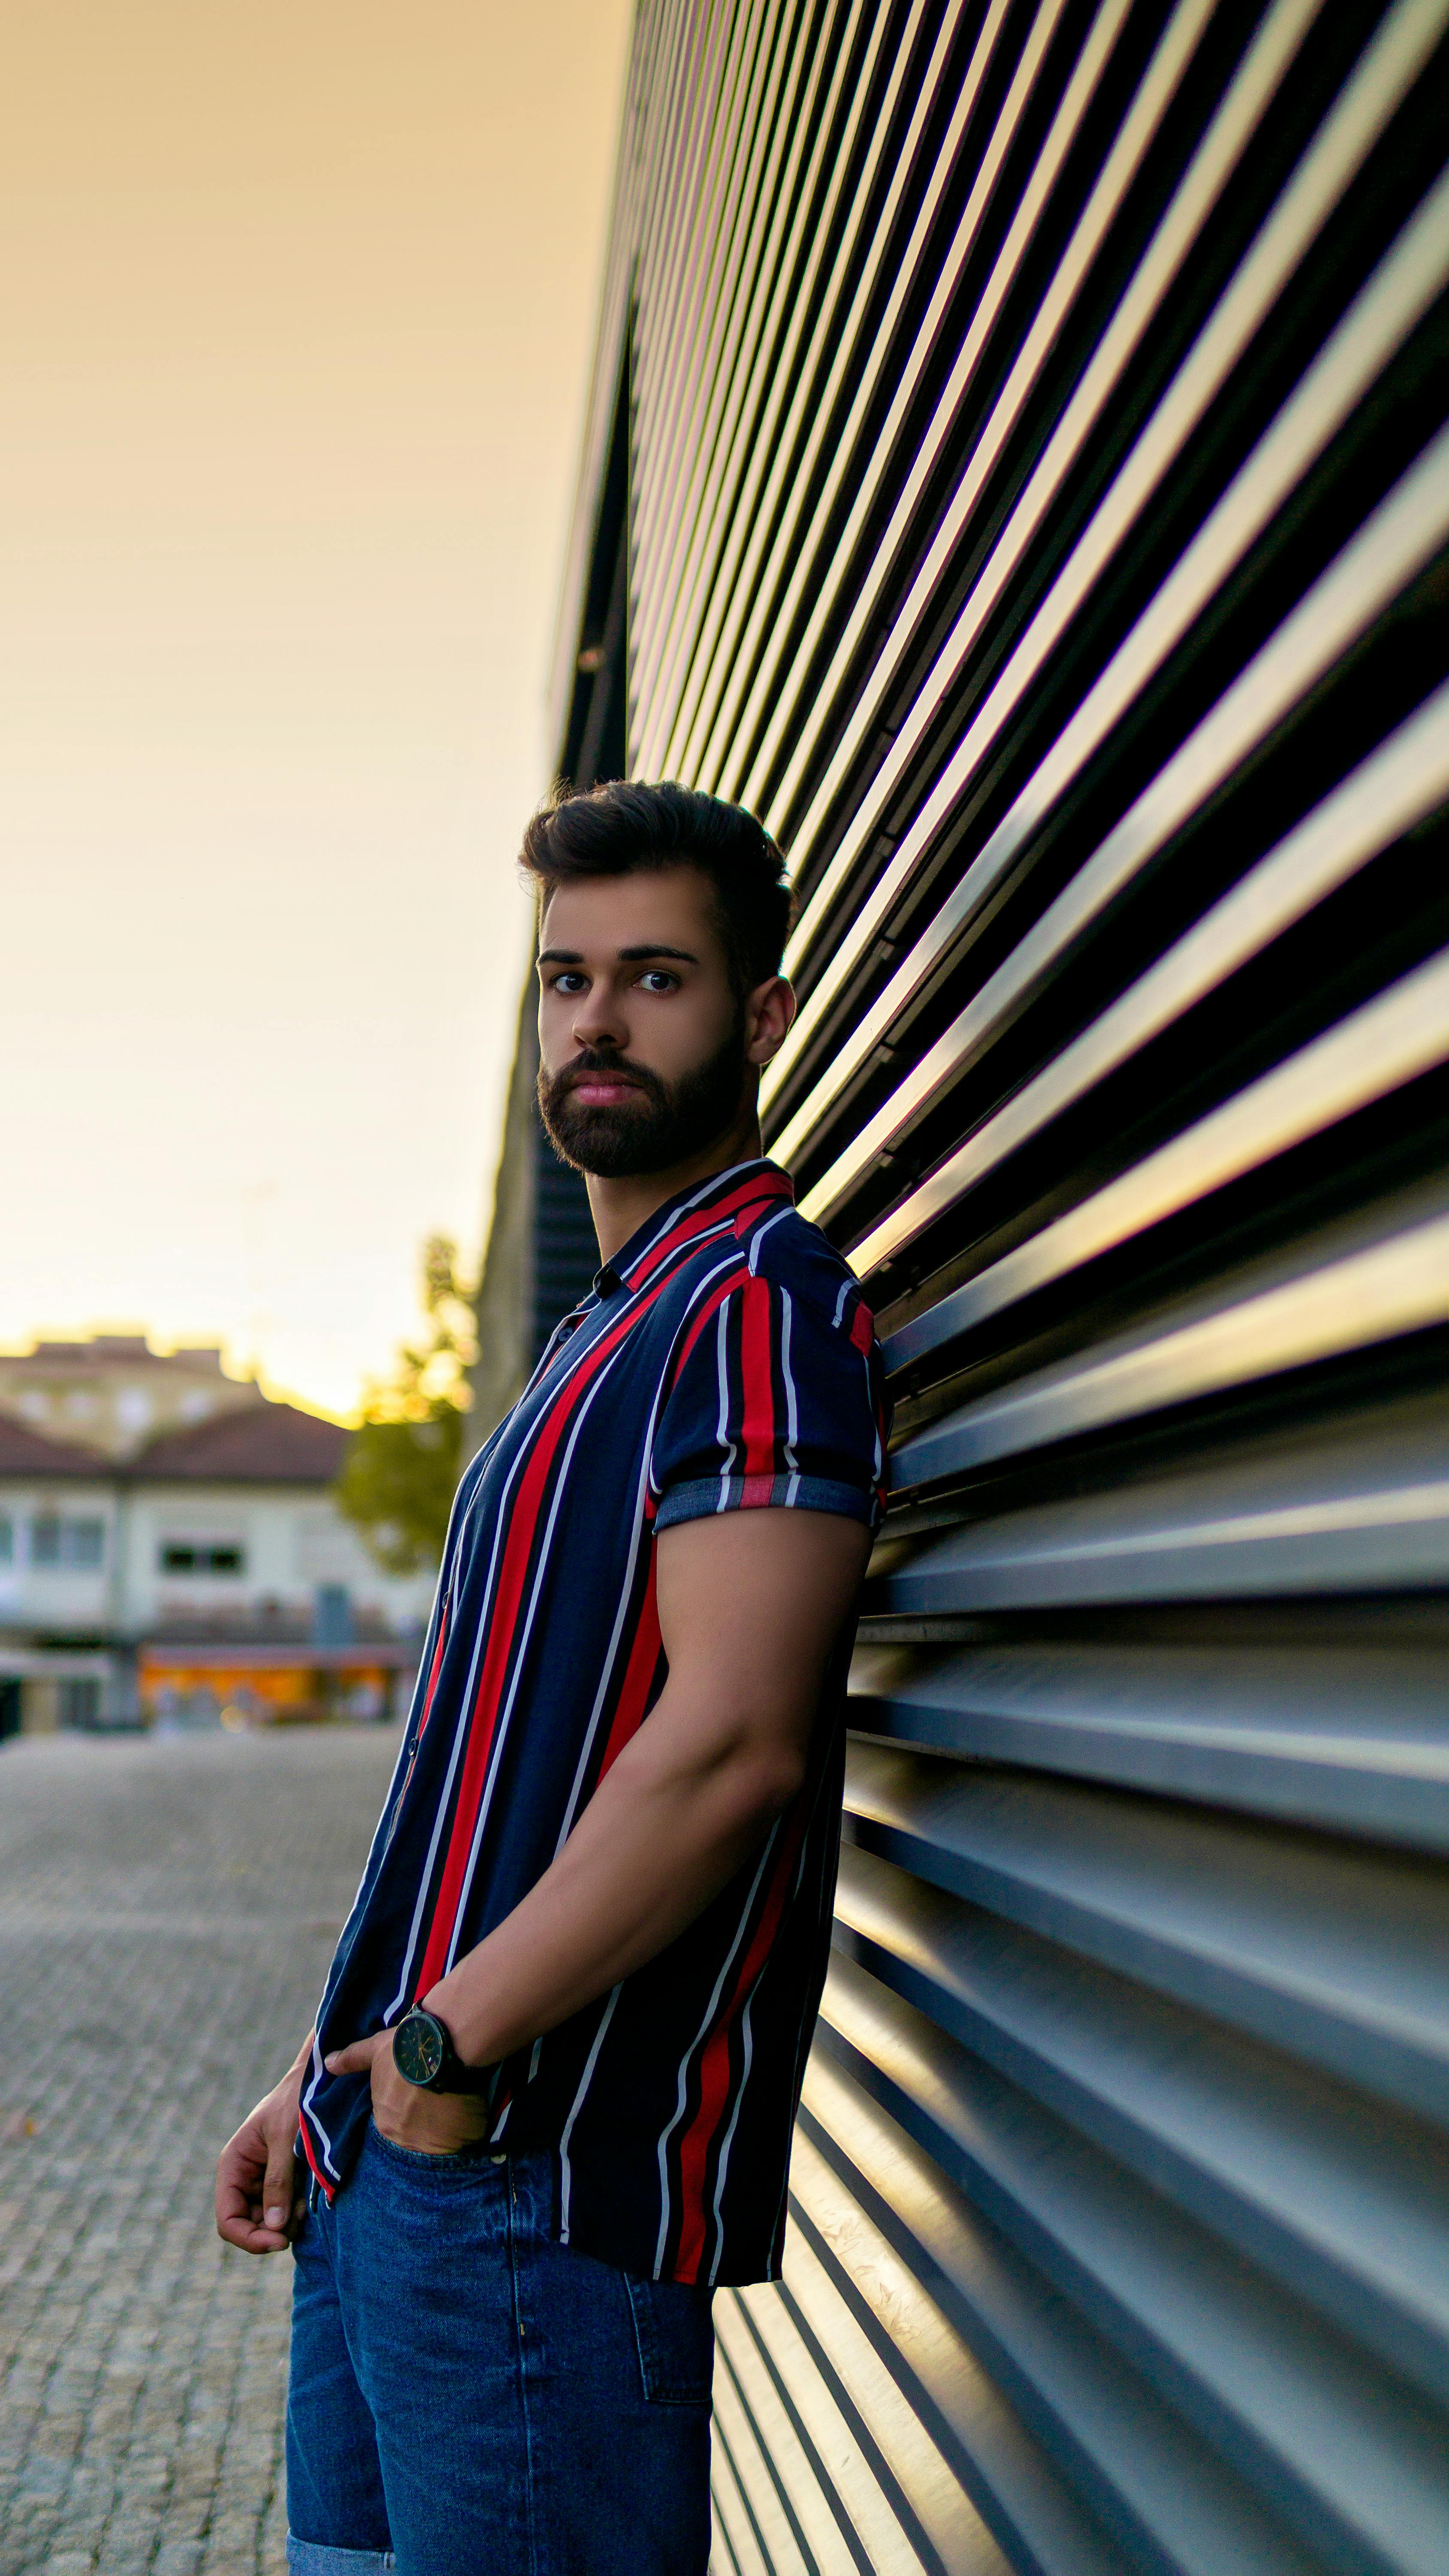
[{"left": 0, "top": 1724, "right": 401, "bottom": 2576}]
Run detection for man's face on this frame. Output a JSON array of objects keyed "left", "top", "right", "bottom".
[{"left": 536, "top": 866, "right": 785, "bottom": 1179}]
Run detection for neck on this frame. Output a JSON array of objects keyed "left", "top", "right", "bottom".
[{"left": 585, "top": 1110, "right": 765, "bottom": 1264}]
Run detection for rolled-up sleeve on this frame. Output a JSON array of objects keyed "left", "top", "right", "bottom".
[{"left": 649, "top": 1269, "right": 888, "bottom": 1534}]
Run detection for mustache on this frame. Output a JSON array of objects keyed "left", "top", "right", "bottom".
[{"left": 549, "top": 1048, "right": 668, "bottom": 1107}]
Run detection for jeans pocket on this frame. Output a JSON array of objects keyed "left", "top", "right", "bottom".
[
  {"left": 364, "top": 2116, "right": 503, "bottom": 2178},
  {"left": 624, "top": 2270, "right": 715, "bottom": 2406}
]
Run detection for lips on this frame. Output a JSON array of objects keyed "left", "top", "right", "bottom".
[{"left": 567, "top": 1075, "right": 646, "bottom": 1107}]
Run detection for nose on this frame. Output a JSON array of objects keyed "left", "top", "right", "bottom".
[{"left": 571, "top": 975, "right": 627, "bottom": 1055}]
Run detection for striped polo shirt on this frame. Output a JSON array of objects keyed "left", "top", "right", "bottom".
[{"left": 300, "top": 1158, "right": 888, "bottom": 2287}]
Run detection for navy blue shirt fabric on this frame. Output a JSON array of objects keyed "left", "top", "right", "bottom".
[{"left": 300, "top": 1159, "right": 889, "bottom": 2286}]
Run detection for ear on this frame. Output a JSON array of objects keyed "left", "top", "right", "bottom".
[{"left": 743, "top": 975, "right": 796, "bottom": 1066}]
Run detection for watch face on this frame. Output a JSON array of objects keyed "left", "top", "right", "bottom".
[{"left": 394, "top": 2011, "right": 445, "bottom": 2087}]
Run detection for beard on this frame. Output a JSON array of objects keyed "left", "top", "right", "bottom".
[{"left": 539, "top": 1015, "right": 749, "bottom": 1179}]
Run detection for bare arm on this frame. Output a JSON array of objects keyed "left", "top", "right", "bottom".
[{"left": 326, "top": 1507, "right": 869, "bottom": 2140}]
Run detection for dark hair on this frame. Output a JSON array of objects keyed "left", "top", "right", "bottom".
[{"left": 519, "top": 779, "right": 793, "bottom": 993}]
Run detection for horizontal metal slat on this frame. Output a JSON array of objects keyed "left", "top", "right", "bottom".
[
  {"left": 711, "top": 2332, "right": 828, "bottom": 2576},
  {"left": 765, "top": 0, "right": 1331, "bottom": 948},
  {"left": 873, "top": 1388, "right": 1449, "bottom": 1610},
  {"left": 889, "top": 1190, "right": 1449, "bottom": 1493},
  {"left": 781, "top": 259, "right": 1449, "bottom": 1192},
  {"left": 636, "top": 0, "right": 955, "bottom": 766},
  {"left": 842, "top": 1736, "right": 1449, "bottom": 2117},
  {"left": 809, "top": 1968, "right": 1449, "bottom": 2573},
  {"left": 873, "top": 697, "right": 1449, "bottom": 1376},
  {"left": 711, "top": 2432, "right": 783, "bottom": 2576},
  {"left": 648, "top": 0, "right": 904, "bottom": 784},
  {"left": 755, "top": 0, "right": 1280, "bottom": 848},
  {"left": 766, "top": 0, "right": 1447, "bottom": 1095},
  {"left": 675, "top": 0, "right": 1070, "bottom": 796},
  {"left": 794, "top": 2054, "right": 1321, "bottom": 2574},
  {"left": 716, "top": 2277, "right": 937, "bottom": 2574},
  {"left": 833, "top": 1847, "right": 1449, "bottom": 2400},
  {"left": 630, "top": 0, "right": 815, "bottom": 732},
  {"left": 769, "top": 2211, "right": 1021, "bottom": 2574},
  {"left": 632, "top": 2, "right": 729, "bottom": 406},
  {"left": 630, "top": 0, "right": 777, "bottom": 585},
  {"left": 782, "top": 2131, "right": 1125, "bottom": 2575},
  {"left": 847, "top": 1635, "right": 1449, "bottom": 1844},
  {"left": 710, "top": 2494, "right": 761, "bottom": 2576},
  {"left": 638, "top": 0, "right": 855, "bottom": 765},
  {"left": 804, "top": 557, "right": 1449, "bottom": 1272},
  {"left": 723, "top": 0, "right": 1148, "bottom": 813}
]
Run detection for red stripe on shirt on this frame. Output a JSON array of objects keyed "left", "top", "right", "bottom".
[
  {"left": 671, "top": 1804, "right": 809, "bottom": 2284},
  {"left": 413, "top": 1288, "right": 676, "bottom": 1993},
  {"left": 663, "top": 1269, "right": 747, "bottom": 1401},
  {"left": 595, "top": 1555, "right": 664, "bottom": 1782},
  {"left": 298, "top": 2114, "right": 334, "bottom": 2202},
  {"left": 738, "top": 1274, "right": 778, "bottom": 1481},
  {"left": 630, "top": 1172, "right": 789, "bottom": 1291}
]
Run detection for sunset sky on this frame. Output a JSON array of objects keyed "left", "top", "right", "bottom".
[{"left": 1, "top": 0, "right": 632, "bottom": 1418}]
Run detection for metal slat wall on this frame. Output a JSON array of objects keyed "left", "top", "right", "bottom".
[{"left": 550, "top": 1, "right": 1449, "bottom": 2565}]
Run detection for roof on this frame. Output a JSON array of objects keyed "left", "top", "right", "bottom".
[
  {"left": 0, "top": 1336, "right": 230, "bottom": 1375},
  {"left": 0, "top": 1418, "right": 109, "bottom": 1479},
  {"left": 132, "top": 1402, "right": 350, "bottom": 1484}
]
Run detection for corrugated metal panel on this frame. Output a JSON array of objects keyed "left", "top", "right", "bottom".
[{"left": 558, "top": 0, "right": 1449, "bottom": 2565}]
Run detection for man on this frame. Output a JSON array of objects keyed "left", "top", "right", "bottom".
[{"left": 216, "top": 780, "right": 889, "bottom": 2576}]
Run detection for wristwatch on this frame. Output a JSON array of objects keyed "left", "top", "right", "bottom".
[{"left": 391, "top": 2005, "right": 494, "bottom": 2096}]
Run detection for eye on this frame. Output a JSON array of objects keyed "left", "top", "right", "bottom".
[
  {"left": 637, "top": 969, "right": 680, "bottom": 993},
  {"left": 548, "top": 971, "right": 588, "bottom": 996}
]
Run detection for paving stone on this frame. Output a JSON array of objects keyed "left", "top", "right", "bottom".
[{"left": 0, "top": 1726, "right": 397, "bottom": 2576}]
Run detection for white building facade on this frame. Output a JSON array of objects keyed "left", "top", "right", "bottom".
[{"left": 0, "top": 1338, "right": 433, "bottom": 1738}]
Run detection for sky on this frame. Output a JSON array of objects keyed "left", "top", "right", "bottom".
[{"left": 0, "top": 0, "right": 633, "bottom": 1419}]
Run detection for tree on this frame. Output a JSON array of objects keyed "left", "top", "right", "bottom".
[{"left": 334, "top": 1236, "right": 476, "bottom": 1574}]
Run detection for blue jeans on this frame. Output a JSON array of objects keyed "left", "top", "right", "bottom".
[{"left": 286, "top": 2122, "right": 714, "bottom": 2576}]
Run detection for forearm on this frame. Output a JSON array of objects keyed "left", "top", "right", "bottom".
[{"left": 424, "top": 1687, "right": 798, "bottom": 2066}]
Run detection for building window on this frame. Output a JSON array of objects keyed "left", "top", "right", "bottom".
[
  {"left": 31, "top": 1516, "right": 105, "bottom": 1570},
  {"left": 60, "top": 1677, "right": 102, "bottom": 1729},
  {"left": 160, "top": 1541, "right": 245, "bottom": 1577}
]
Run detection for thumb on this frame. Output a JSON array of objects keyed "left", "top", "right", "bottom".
[
  {"left": 324, "top": 2034, "right": 382, "bottom": 2076},
  {"left": 262, "top": 2119, "right": 300, "bottom": 2235}
]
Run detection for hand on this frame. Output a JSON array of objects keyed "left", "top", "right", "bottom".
[
  {"left": 324, "top": 2029, "right": 494, "bottom": 2156},
  {"left": 215, "top": 2063, "right": 309, "bottom": 2256}
]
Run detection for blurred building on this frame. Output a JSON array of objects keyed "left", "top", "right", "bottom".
[
  {"left": 0, "top": 1331, "right": 258, "bottom": 1456},
  {"left": 0, "top": 1336, "right": 432, "bottom": 1739}
]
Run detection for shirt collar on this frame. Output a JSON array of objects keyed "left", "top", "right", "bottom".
[{"left": 592, "top": 1158, "right": 794, "bottom": 1298}]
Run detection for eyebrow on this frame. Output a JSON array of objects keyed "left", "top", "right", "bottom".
[{"left": 536, "top": 942, "right": 700, "bottom": 967}]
